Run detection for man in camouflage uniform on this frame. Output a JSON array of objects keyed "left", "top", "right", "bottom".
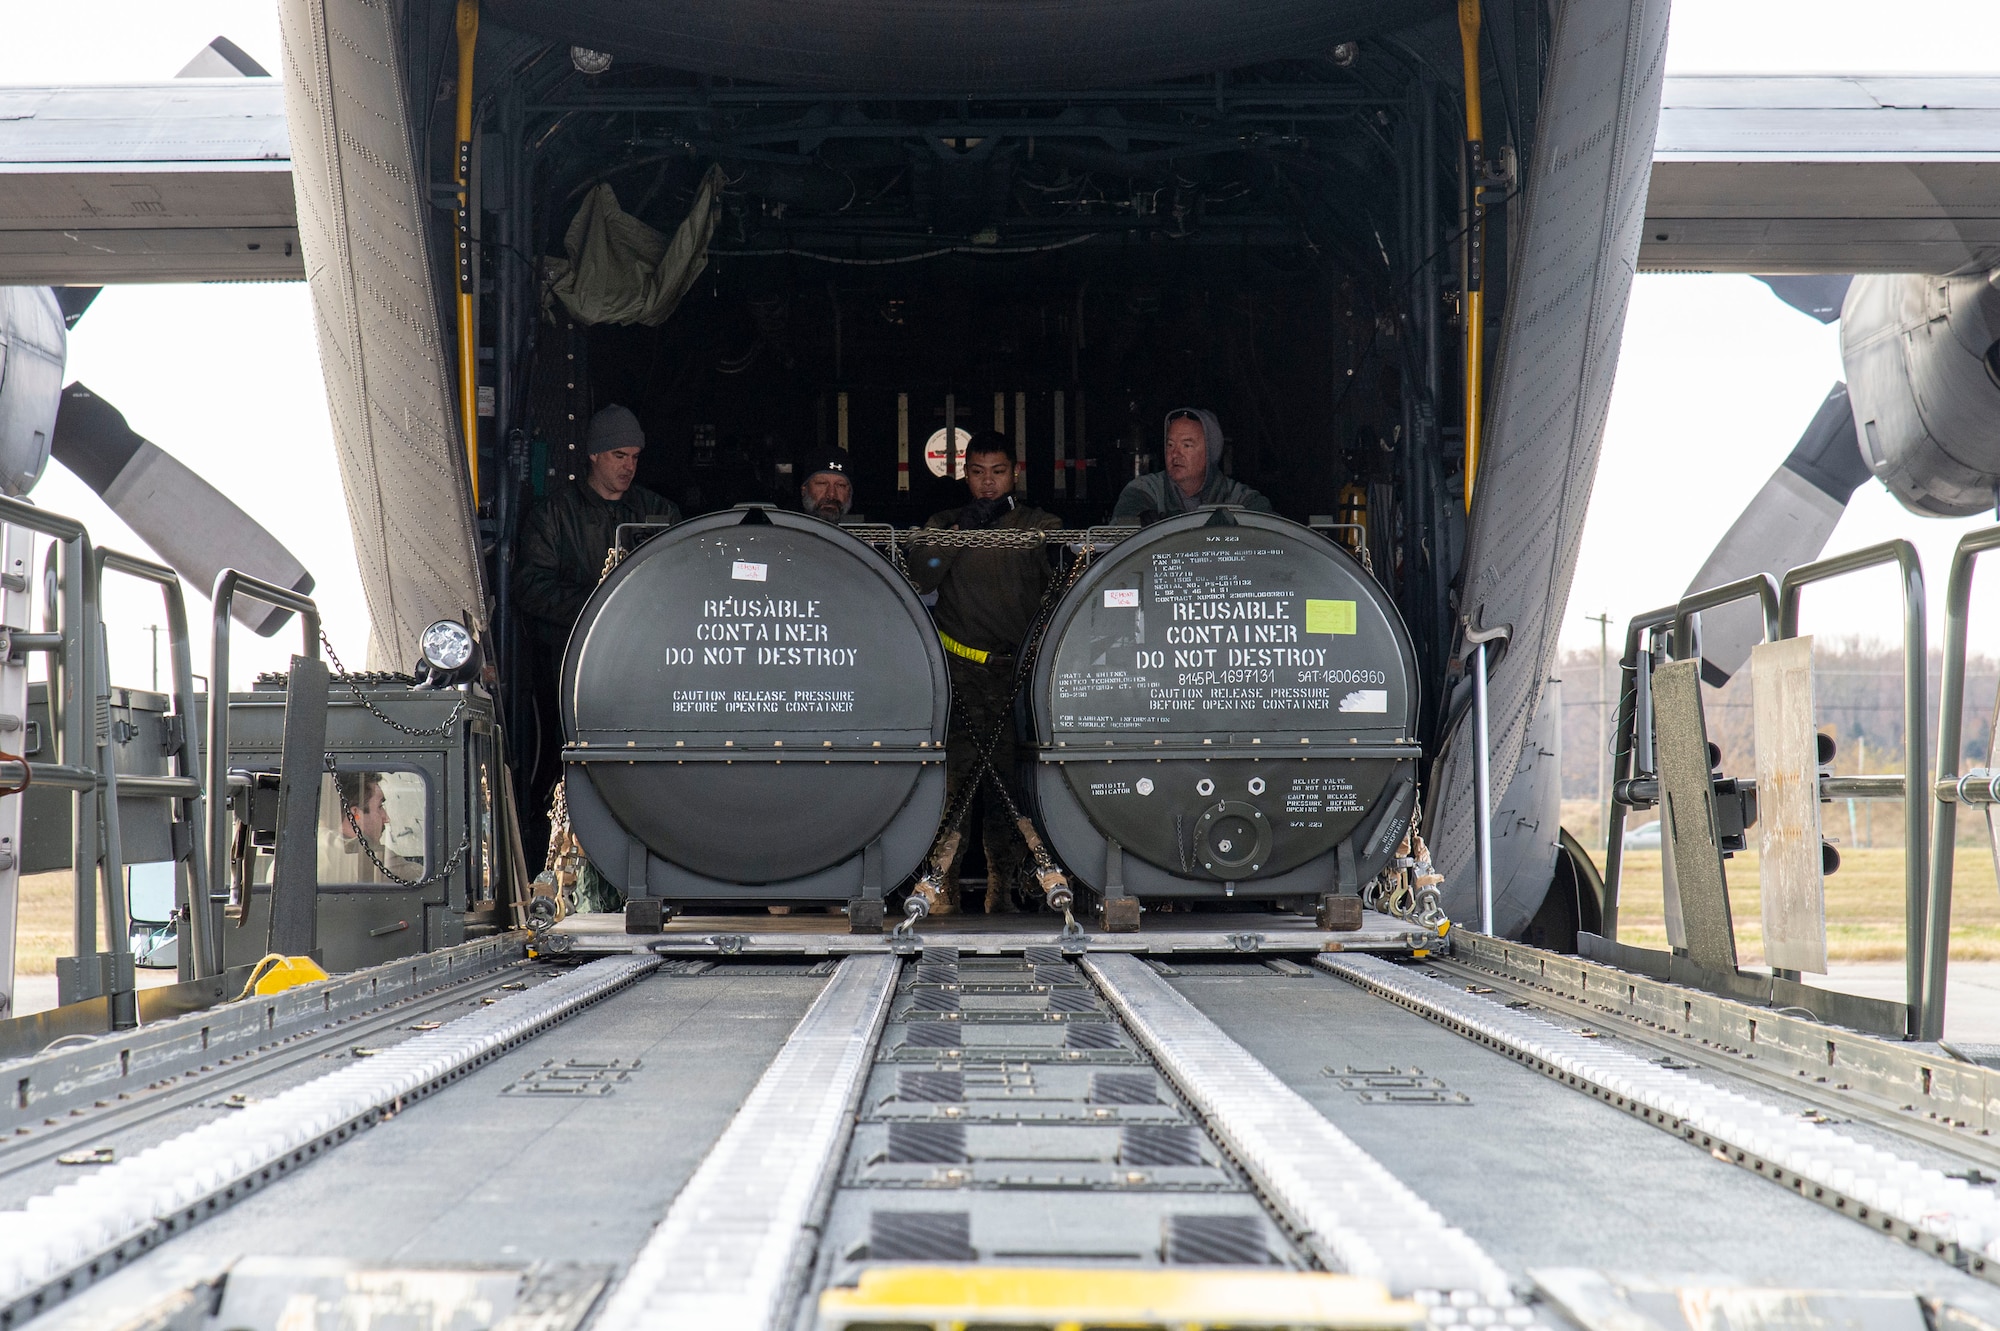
[
  {"left": 907, "top": 431, "right": 1059, "bottom": 915},
  {"left": 514, "top": 404, "right": 681, "bottom": 873}
]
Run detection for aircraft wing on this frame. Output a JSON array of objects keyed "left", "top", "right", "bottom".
[
  {"left": 1642, "top": 74, "right": 2000, "bottom": 276},
  {"left": 0, "top": 80, "right": 300, "bottom": 284}
]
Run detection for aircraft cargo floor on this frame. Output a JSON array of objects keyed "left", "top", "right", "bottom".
[{"left": 7, "top": 932, "right": 2000, "bottom": 1331}]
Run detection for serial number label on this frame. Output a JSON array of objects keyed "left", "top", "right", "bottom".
[{"left": 1049, "top": 537, "right": 1398, "bottom": 731}]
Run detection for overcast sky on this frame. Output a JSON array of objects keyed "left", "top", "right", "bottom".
[{"left": 0, "top": 0, "right": 1994, "bottom": 684}]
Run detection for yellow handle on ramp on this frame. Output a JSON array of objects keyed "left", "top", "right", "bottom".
[
  {"left": 236, "top": 953, "right": 330, "bottom": 1000},
  {"left": 818, "top": 1264, "right": 1426, "bottom": 1330}
]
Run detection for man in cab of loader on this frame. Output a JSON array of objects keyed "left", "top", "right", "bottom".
[
  {"left": 907, "top": 431, "right": 1059, "bottom": 915},
  {"left": 319, "top": 771, "right": 427, "bottom": 886},
  {"left": 1111, "top": 407, "right": 1272, "bottom": 522}
]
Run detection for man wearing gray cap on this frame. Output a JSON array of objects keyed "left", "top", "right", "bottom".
[
  {"left": 515, "top": 405, "right": 681, "bottom": 871},
  {"left": 1110, "top": 408, "right": 1272, "bottom": 523},
  {"left": 515, "top": 404, "right": 680, "bottom": 657}
]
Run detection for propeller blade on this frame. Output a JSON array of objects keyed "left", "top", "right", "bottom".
[
  {"left": 51, "top": 288, "right": 100, "bottom": 330},
  {"left": 51, "top": 382, "right": 313, "bottom": 636},
  {"left": 1682, "top": 382, "right": 1871, "bottom": 686},
  {"left": 1754, "top": 274, "right": 1853, "bottom": 325},
  {"left": 175, "top": 36, "right": 270, "bottom": 79}
]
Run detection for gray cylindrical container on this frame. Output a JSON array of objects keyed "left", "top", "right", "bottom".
[
  {"left": 1029, "top": 508, "right": 1420, "bottom": 901},
  {"left": 562, "top": 506, "right": 948, "bottom": 904}
]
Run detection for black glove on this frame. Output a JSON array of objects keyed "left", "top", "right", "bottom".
[{"left": 959, "top": 494, "right": 1014, "bottom": 529}]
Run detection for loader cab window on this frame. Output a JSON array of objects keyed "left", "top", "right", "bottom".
[
  {"left": 126, "top": 860, "right": 176, "bottom": 925},
  {"left": 317, "top": 768, "right": 431, "bottom": 887},
  {"left": 126, "top": 860, "right": 180, "bottom": 969}
]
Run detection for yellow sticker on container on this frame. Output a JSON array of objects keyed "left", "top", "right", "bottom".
[{"left": 1306, "top": 599, "right": 1357, "bottom": 634}]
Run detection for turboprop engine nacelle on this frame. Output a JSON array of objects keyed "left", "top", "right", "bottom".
[
  {"left": 1842, "top": 271, "right": 2000, "bottom": 518},
  {"left": 0, "top": 287, "right": 63, "bottom": 499}
]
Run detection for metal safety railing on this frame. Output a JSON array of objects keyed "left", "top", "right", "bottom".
[
  {"left": 1672, "top": 572, "right": 1783, "bottom": 668},
  {"left": 1600, "top": 540, "right": 1938, "bottom": 1039},
  {"left": 0, "top": 495, "right": 334, "bottom": 1037},
  {"left": 96, "top": 549, "right": 209, "bottom": 979},
  {"left": 1602, "top": 575, "right": 1778, "bottom": 944},
  {"left": 1600, "top": 606, "right": 1675, "bottom": 937},
  {"left": 1927, "top": 527, "right": 2000, "bottom": 1043},
  {"left": 205, "top": 569, "right": 320, "bottom": 959},
  {"left": 1779, "top": 541, "right": 1930, "bottom": 1032},
  {"left": 0, "top": 496, "right": 134, "bottom": 1022}
]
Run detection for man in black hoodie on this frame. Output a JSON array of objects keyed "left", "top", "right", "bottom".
[{"left": 907, "top": 432, "right": 1059, "bottom": 915}]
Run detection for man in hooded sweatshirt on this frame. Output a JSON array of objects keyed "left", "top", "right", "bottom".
[
  {"left": 1110, "top": 407, "right": 1273, "bottom": 522},
  {"left": 907, "top": 431, "right": 1060, "bottom": 915}
]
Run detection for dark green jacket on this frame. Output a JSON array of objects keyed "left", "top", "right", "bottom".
[
  {"left": 1110, "top": 467, "right": 1273, "bottom": 523},
  {"left": 515, "top": 480, "right": 680, "bottom": 652},
  {"left": 907, "top": 499, "right": 1061, "bottom": 658}
]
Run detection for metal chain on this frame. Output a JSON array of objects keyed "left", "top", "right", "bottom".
[
  {"left": 325, "top": 755, "right": 470, "bottom": 889},
  {"left": 919, "top": 542, "right": 1099, "bottom": 870},
  {"left": 899, "top": 525, "right": 1137, "bottom": 550},
  {"left": 319, "top": 630, "right": 468, "bottom": 738},
  {"left": 1363, "top": 799, "right": 1447, "bottom": 930},
  {"left": 859, "top": 524, "right": 1134, "bottom": 587}
]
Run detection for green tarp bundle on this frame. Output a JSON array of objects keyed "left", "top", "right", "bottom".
[{"left": 545, "top": 164, "right": 724, "bottom": 326}]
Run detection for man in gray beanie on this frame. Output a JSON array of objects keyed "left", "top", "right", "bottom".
[
  {"left": 1110, "top": 407, "right": 1272, "bottom": 523},
  {"left": 516, "top": 404, "right": 680, "bottom": 654},
  {"left": 514, "top": 405, "right": 682, "bottom": 869}
]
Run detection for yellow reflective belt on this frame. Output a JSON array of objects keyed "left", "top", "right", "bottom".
[{"left": 937, "top": 630, "right": 990, "bottom": 665}]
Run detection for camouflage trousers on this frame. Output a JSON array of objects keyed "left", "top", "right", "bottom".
[{"left": 942, "top": 655, "right": 1030, "bottom": 905}]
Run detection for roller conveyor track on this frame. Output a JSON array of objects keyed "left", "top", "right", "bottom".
[
  {"left": 1414, "top": 952, "right": 2000, "bottom": 1172},
  {"left": 0, "top": 956, "right": 660, "bottom": 1328},
  {"left": 18, "top": 938, "right": 2000, "bottom": 1330},
  {"left": 596, "top": 947, "right": 1537, "bottom": 1331},
  {"left": 1319, "top": 952, "right": 2000, "bottom": 1287},
  {"left": 0, "top": 960, "right": 548, "bottom": 1185}
]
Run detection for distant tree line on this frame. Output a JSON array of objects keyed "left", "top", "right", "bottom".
[{"left": 1554, "top": 638, "right": 2000, "bottom": 851}]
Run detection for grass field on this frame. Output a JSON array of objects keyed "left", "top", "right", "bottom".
[
  {"left": 1615, "top": 846, "right": 2000, "bottom": 963},
  {"left": 12, "top": 871, "right": 107, "bottom": 976}
]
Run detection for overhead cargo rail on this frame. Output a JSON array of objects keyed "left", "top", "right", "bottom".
[{"left": 1, "top": 75, "right": 1999, "bottom": 283}]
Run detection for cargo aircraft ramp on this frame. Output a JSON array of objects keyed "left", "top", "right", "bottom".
[{"left": 7, "top": 923, "right": 2000, "bottom": 1331}]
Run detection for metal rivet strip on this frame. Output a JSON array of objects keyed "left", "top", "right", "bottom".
[
  {"left": 0, "top": 955, "right": 659, "bottom": 1325},
  {"left": 1083, "top": 953, "right": 1515, "bottom": 1302},
  {"left": 592, "top": 955, "right": 899, "bottom": 1331},
  {"left": 1320, "top": 953, "right": 2000, "bottom": 1282}
]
